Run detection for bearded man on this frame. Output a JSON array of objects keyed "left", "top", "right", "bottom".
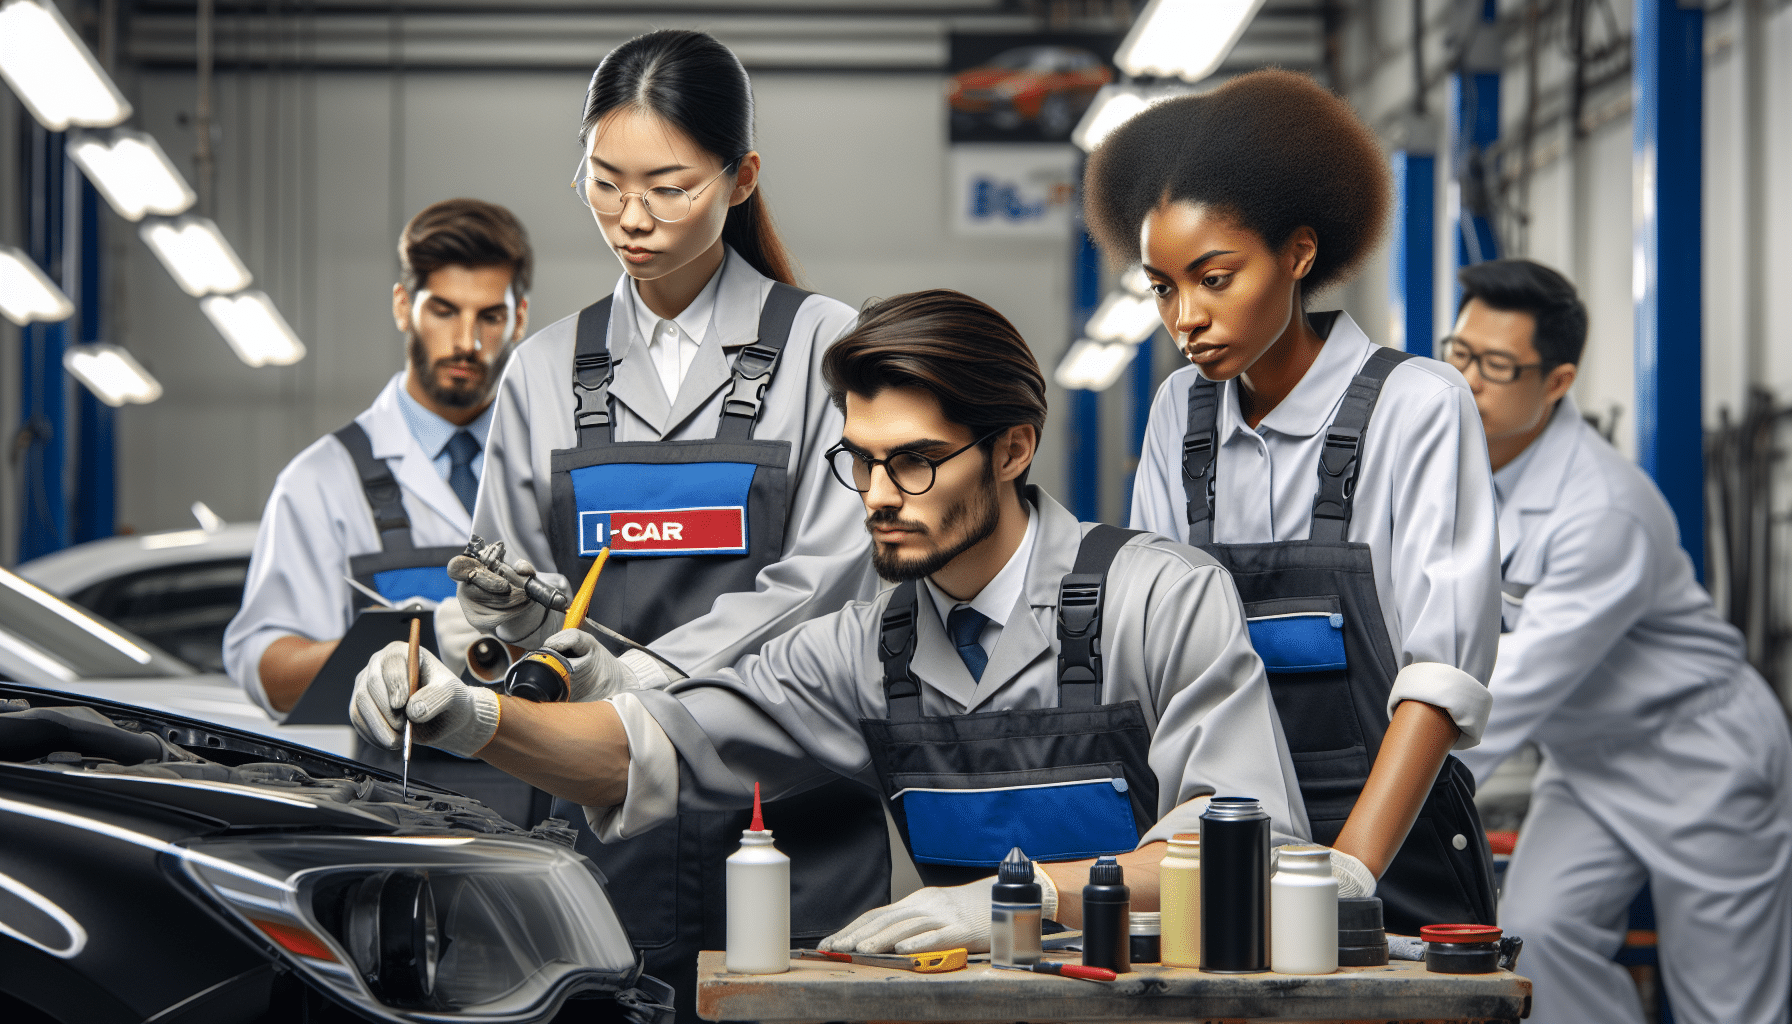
[{"left": 225, "top": 198, "right": 532, "bottom": 715}]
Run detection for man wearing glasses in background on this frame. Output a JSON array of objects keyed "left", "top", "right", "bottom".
[
  {"left": 225, "top": 198, "right": 532, "bottom": 717},
  {"left": 1443, "top": 258, "right": 1792, "bottom": 1024}
]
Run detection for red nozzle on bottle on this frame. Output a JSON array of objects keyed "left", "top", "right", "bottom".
[{"left": 750, "top": 782, "right": 764, "bottom": 832}]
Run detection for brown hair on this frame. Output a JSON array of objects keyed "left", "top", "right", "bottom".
[
  {"left": 580, "top": 30, "right": 798, "bottom": 285},
  {"left": 397, "top": 198, "right": 534, "bottom": 297},
  {"left": 823, "top": 289, "right": 1047, "bottom": 496},
  {"left": 1085, "top": 69, "right": 1389, "bottom": 296}
]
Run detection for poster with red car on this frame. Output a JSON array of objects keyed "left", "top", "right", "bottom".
[{"left": 946, "top": 32, "right": 1122, "bottom": 144}]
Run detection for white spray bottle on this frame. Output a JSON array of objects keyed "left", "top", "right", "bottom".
[{"left": 725, "top": 782, "right": 790, "bottom": 974}]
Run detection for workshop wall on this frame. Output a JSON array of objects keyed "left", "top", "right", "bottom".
[{"left": 104, "top": 68, "right": 1073, "bottom": 534}]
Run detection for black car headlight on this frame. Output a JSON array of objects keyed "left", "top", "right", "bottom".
[{"left": 172, "top": 835, "right": 637, "bottom": 1023}]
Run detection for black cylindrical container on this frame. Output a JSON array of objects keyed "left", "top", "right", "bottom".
[
  {"left": 1421, "top": 924, "right": 1502, "bottom": 974},
  {"left": 1199, "top": 796, "right": 1269, "bottom": 972},
  {"left": 1337, "top": 896, "right": 1389, "bottom": 966},
  {"left": 1081, "top": 856, "right": 1132, "bottom": 974},
  {"left": 990, "top": 847, "right": 1043, "bottom": 967}
]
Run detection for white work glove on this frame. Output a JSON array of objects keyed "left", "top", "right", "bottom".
[
  {"left": 540, "top": 628, "right": 638, "bottom": 702},
  {"left": 448, "top": 554, "right": 549, "bottom": 644},
  {"left": 1330, "top": 848, "right": 1378, "bottom": 898},
  {"left": 820, "top": 867, "right": 1059, "bottom": 955},
  {"left": 350, "top": 640, "right": 500, "bottom": 758}
]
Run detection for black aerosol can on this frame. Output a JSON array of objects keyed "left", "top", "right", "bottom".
[
  {"left": 1200, "top": 796, "right": 1269, "bottom": 972},
  {"left": 1081, "top": 856, "right": 1132, "bottom": 974}
]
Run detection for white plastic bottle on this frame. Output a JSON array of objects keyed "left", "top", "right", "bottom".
[
  {"left": 1159, "top": 832, "right": 1201, "bottom": 968},
  {"left": 726, "top": 783, "right": 790, "bottom": 974},
  {"left": 1269, "top": 844, "right": 1338, "bottom": 975}
]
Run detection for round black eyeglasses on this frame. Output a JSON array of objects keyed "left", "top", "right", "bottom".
[{"left": 825, "top": 428, "right": 1007, "bottom": 496}]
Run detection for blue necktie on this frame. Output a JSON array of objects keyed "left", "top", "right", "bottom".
[
  {"left": 446, "top": 430, "right": 480, "bottom": 515},
  {"left": 947, "top": 606, "right": 990, "bottom": 682}
]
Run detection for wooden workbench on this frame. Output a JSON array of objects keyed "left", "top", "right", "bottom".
[{"left": 695, "top": 950, "right": 1531, "bottom": 1023}]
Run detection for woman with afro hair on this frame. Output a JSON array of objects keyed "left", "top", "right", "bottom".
[{"left": 1087, "top": 69, "right": 1501, "bottom": 934}]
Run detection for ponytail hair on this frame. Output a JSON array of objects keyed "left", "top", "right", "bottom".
[{"left": 580, "top": 30, "right": 798, "bottom": 286}]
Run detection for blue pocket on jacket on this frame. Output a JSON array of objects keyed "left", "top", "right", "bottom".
[
  {"left": 1247, "top": 609, "right": 1348, "bottom": 673},
  {"left": 371, "top": 566, "right": 457, "bottom": 604},
  {"left": 892, "top": 764, "right": 1140, "bottom": 867}
]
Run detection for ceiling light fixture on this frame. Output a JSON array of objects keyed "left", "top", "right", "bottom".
[
  {"left": 68, "top": 130, "right": 196, "bottom": 221},
  {"left": 0, "top": 0, "right": 132, "bottom": 131},
  {"left": 1054, "top": 339, "right": 1139, "bottom": 392},
  {"left": 0, "top": 245, "right": 75, "bottom": 325},
  {"left": 139, "top": 217, "right": 253, "bottom": 297},
  {"left": 200, "top": 291, "right": 307, "bottom": 367},
  {"left": 1115, "top": 0, "right": 1269, "bottom": 82},
  {"left": 63, "top": 343, "right": 163, "bottom": 407}
]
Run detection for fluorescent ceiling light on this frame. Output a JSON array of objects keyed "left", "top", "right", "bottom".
[
  {"left": 200, "top": 290, "right": 307, "bottom": 367},
  {"left": 0, "top": 0, "right": 132, "bottom": 131},
  {"left": 68, "top": 130, "right": 196, "bottom": 221},
  {"left": 1073, "top": 83, "right": 1198, "bottom": 152},
  {"left": 63, "top": 343, "right": 163, "bottom": 407},
  {"left": 1055, "top": 339, "right": 1138, "bottom": 392},
  {"left": 1116, "top": 0, "right": 1269, "bottom": 82},
  {"left": 139, "top": 217, "right": 252, "bottom": 296},
  {"left": 0, "top": 245, "right": 75, "bottom": 325},
  {"left": 1086, "top": 291, "right": 1164, "bottom": 344}
]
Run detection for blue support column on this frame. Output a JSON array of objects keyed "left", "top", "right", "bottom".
[
  {"left": 1450, "top": 0, "right": 1501, "bottom": 283},
  {"left": 1390, "top": 147, "right": 1437, "bottom": 355},
  {"left": 74, "top": 176, "right": 115, "bottom": 543},
  {"left": 1067, "top": 226, "right": 1102, "bottom": 522},
  {"left": 19, "top": 122, "right": 71, "bottom": 562},
  {"left": 1633, "top": 0, "right": 1704, "bottom": 577}
]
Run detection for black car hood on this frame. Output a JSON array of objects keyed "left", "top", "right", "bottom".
[{"left": 0, "top": 684, "right": 575, "bottom": 843}]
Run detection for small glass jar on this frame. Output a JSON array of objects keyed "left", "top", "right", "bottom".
[
  {"left": 1129, "top": 911, "right": 1161, "bottom": 964},
  {"left": 1421, "top": 924, "right": 1503, "bottom": 974}
]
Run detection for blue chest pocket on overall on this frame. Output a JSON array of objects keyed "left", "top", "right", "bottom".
[
  {"left": 570, "top": 462, "right": 756, "bottom": 558},
  {"left": 371, "top": 566, "right": 457, "bottom": 604},
  {"left": 1247, "top": 613, "right": 1348, "bottom": 673},
  {"left": 894, "top": 766, "right": 1140, "bottom": 868}
]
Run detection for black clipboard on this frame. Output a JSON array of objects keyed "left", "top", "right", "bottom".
[{"left": 286, "top": 607, "right": 438, "bottom": 725}]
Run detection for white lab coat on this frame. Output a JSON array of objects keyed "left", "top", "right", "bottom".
[
  {"left": 594, "top": 489, "right": 1312, "bottom": 851},
  {"left": 225, "top": 372, "right": 473, "bottom": 717},
  {"left": 1129, "top": 313, "right": 1499, "bottom": 745},
  {"left": 472, "top": 247, "right": 877, "bottom": 678},
  {"left": 1457, "top": 395, "right": 1792, "bottom": 1024}
]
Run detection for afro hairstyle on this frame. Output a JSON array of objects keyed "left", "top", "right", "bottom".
[{"left": 1084, "top": 69, "right": 1390, "bottom": 297}]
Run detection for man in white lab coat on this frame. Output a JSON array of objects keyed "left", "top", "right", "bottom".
[
  {"left": 224, "top": 198, "right": 532, "bottom": 717},
  {"left": 1447, "top": 259, "right": 1792, "bottom": 1024}
]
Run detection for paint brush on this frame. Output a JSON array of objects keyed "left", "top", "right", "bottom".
[{"left": 402, "top": 616, "right": 420, "bottom": 799}]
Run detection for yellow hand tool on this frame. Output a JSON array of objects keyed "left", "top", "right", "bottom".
[
  {"left": 792, "top": 948, "right": 969, "bottom": 973},
  {"left": 502, "top": 547, "right": 609, "bottom": 702}
]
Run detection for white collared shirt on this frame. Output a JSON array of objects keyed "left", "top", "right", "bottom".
[
  {"left": 923, "top": 500, "right": 1037, "bottom": 657},
  {"left": 629, "top": 266, "right": 722, "bottom": 402},
  {"left": 394, "top": 380, "right": 494, "bottom": 483},
  {"left": 1130, "top": 311, "right": 1501, "bottom": 747},
  {"left": 1491, "top": 431, "right": 1542, "bottom": 509}
]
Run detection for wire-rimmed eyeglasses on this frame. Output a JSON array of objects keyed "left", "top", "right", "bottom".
[
  {"left": 1440, "top": 336, "right": 1547, "bottom": 385},
  {"left": 570, "top": 161, "right": 738, "bottom": 223},
  {"left": 825, "top": 428, "right": 1007, "bottom": 496}
]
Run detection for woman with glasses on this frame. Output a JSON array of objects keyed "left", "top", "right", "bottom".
[
  {"left": 447, "top": 29, "right": 887, "bottom": 1021},
  {"left": 1086, "top": 69, "right": 1502, "bottom": 935}
]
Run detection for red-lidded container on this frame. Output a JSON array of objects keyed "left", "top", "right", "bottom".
[{"left": 1420, "top": 924, "right": 1502, "bottom": 974}]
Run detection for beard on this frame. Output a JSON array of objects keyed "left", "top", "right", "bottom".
[
  {"left": 868, "top": 463, "right": 1002, "bottom": 583},
  {"left": 408, "top": 332, "right": 509, "bottom": 410}
]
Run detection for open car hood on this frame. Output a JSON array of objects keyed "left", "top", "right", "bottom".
[{"left": 0, "top": 682, "right": 574, "bottom": 841}]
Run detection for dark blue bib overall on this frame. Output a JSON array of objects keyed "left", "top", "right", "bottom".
[
  {"left": 543, "top": 287, "right": 889, "bottom": 1023},
  {"left": 862, "top": 520, "right": 1159, "bottom": 888},
  {"left": 1180, "top": 329, "right": 1497, "bottom": 934},
  {"left": 332, "top": 422, "right": 460, "bottom": 607}
]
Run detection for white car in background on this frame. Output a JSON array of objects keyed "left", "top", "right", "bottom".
[
  {"left": 17, "top": 502, "right": 255, "bottom": 674},
  {"left": 0, "top": 561, "right": 354, "bottom": 757}
]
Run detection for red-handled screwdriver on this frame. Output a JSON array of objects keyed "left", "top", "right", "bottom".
[{"left": 992, "top": 962, "right": 1117, "bottom": 982}]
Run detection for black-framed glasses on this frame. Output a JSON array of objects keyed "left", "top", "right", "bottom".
[
  {"left": 826, "top": 428, "right": 1007, "bottom": 496},
  {"left": 570, "top": 160, "right": 737, "bottom": 223},
  {"left": 1440, "top": 336, "right": 1546, "bottom": 385}
]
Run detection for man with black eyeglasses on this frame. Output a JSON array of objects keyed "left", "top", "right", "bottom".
[
  {"left": 1445, "top": 259, "right": 1792, "bottom": 1024},
  {"left": 349, "top": 288, "right": 1308, "bottom": 953}
]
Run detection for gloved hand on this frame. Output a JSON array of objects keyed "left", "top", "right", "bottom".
[
  {"left": 540, "top": 628, "right": 637, "bottom": 702},
  {"left": 448, "top": 554, "right": 548, "bottom": 644},
  {"left": 820, "top": 867, "right": 1058, "bottom": 955},
  {"left": 434, "top": 597, "right": 511, "bottom": 680},
  {"left": 350, "top": 640, "right": 501, "bottom": 758},
  {"left": 1330, "top": 848, "right": 1377, "bottom": 898}
]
